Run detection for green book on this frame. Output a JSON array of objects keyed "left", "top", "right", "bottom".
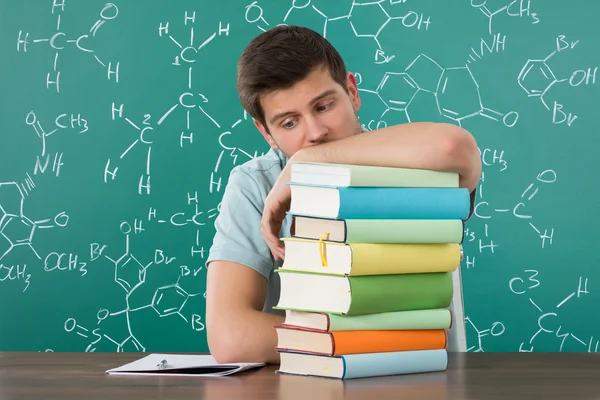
[
  {"left": 275, "top": 269, "right": 453, "bottom": 316},
  {"left": 280, "top": 309, "right": 453, "bottom": 332},
  {"left": 289, "top": 161, "right": 459, "bottom": 188}
]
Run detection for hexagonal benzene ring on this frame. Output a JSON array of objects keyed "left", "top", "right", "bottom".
[
  {"left": 435, "top": 67, "right": 483, "bottom": 121},
  {"left": 348, "top": 2, "right": 390, "bottom": 38},
  {"left": 151, "top": 284, "right": 189, "bottom": 317},
  {"left": 0, "top": 232, "right": 11, "bottom": 261},
  {"left": 0, "top": 215, "right": 12, "bottom": 235},
  {"left": 382, "top": 108, "right": 410, "bottom": 125},
  {"left": 117, "top": 335, "right": 145, "bottom": 352},
  {"left": 85, "top": 335, "right": 119, "bottom": 352},
  {"left": 517, "top": 59, "right": 557, "bottom": 97},
  {"left": 114, "top": 254, "right": 147, "bottom": 292},
  {"left": 310, "top": 0, "right": 353, "bottom": 20},
  {"left": 405, "top": 54, "right": 444, "bottom": 93},
  {"left": 0, "top": 215, "right": 36, "bottom": 245},
  {"left": 376, "top": 72, "right": 419, "bottom": 111},
  {"left": 282, "top": 2, "right": 328, "bottom": 38},
  {"left": 0, "top": 182, "right": 25, "bottom": 224},
  {"left": 357, "top": 88, "right": 389, "bottom": 129}
]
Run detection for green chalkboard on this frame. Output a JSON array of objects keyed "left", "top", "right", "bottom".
[{"left": 1, "top": 0, "right": 598, "bottom": 353}]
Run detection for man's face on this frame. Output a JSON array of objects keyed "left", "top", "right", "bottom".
[{"left": 254, "top": 67, "right": 362, "bottom": 159}]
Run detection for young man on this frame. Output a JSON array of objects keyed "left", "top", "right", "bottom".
[{"left": 205, "top": 25, "right": 481, "bottom": 364}]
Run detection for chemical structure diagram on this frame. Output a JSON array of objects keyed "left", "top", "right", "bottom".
[
  {"left": 470, "top": 0, "right": 540, "bottom": 35},
  {"left": 244, "top": 1, "right": 519, "bottom": 129},
  {"left": 156, "top": 11, "right": 231, "bottom": 142},
  {"left": 507, "top": 272, "right": 594, "bottom": 352},
  {"left": 0, "top": 181, "right": 69, "bottom": 262},
  {"left": 95, "top": 189, "right": 221, "bottom": 275},
  {"left": 25, "top": 110, "right": 89, "bottom": 179},
  {"left": 105, "top": 103, "right": 154, "bottom": 196},
  {"left": 59, "top": 220, "right": 205, "bottom": 352},
  {"left": 106, "top": 101, "right": 264, "bottom": 196},
  {"left": 460, "top": 147, "right": 555, "bottom": 272},
  {"left": 145, "top": 191, "right": 220, "bottom": 262},
  {"left": 16, "top": 0, "right": 120, "bottom": 93},
  {"left": 465, "top": 275, "right": 592, "bottom": 352},
  {"left": 0, "top": 262, "right": 31, "bottom": 293},
  {"left": 517, "top": 35, "right": 597, "bottom": 126},
  {"left": 464, "top": 316, "right": 506, "bottom": 352},
  {"left": 463, "top": 164, "right": 556, "bottom": 258},
  {"left": 245, "top": 0, "right": 431, "bottom": 64},
  {"left": 210, "top": 112, "right": 269, "bottom": 193},
  {"left": 104, "top": 11, "right": 259, "bottom": 196},
  {"left": 361, "top": 53, "right": 520, "bottom": 128}
]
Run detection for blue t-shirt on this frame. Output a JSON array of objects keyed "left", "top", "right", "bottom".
[
  {"left": 206, "top": 147, "right": 290, "bottom": 316},
  {"left": 206, "top": 144, "right": 472, "bottom": 352}
]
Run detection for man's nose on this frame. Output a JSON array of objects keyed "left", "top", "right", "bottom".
[{"left": 305, "top": 116, "right": 328, "bottom": 143}]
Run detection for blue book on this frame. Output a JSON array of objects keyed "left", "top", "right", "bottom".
[
  {"left": 277, "top": 349, "right": 448, "bottom": 379},
  {"left": 288, "top": 183, "right": 470, "bottom": 220}
]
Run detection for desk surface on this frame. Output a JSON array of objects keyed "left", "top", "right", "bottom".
[{"left": 1, "top": 352, "right": 599, "bottom": 399}]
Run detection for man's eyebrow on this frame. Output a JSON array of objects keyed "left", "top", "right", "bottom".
[
  {"left": 309, "top": 88, "right": 337, "bottom": 106},
  {"left": 268, "top": 89, "right": 337, "bottom": 125}
]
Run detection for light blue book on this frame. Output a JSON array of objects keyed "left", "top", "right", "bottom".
[
  {"left": 277, "top": 349, "right": 448, "bottom": 380},
  {"left": 288, "top": 183, "right": 470, "bottom": 220}
]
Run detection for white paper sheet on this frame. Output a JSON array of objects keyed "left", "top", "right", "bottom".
[{"left": 105, "top": 353, "right": 266, "bottom": 377}]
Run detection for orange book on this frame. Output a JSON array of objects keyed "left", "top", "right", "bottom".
[{"left": 274, "top": 325, "right": 447, "bottom": 356}]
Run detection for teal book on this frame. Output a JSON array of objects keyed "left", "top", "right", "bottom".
[
  {"left": 277, "top": 349, "right": 448, "bottom": 379},
  {"left": 288, "top": 183, "right": 470, "bottom": 220}
]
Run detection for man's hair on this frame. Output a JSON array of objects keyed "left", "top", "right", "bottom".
[{"left": 236, "top": 25, "right": 348, "bottom": 131}]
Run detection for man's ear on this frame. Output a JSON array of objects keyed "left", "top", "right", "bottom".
[
  {"left": 253, "top": 118, "right": 279, "bottom": 150},
  {"left": 346, "top": 72, "right": 361, "bottom": 113}
]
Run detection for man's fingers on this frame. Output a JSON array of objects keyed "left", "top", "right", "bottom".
[
  {"left": 261, "top": 202, "right": 287, "bottom": 262},
  {"left": 272, "top": 244, "right": 283, "bottom": 263},
  {"left": 269, "top": 234, "right": 284, "bottom": 262},
  {"left": 261, "top": 222, "right": 280, "bottom": 261}
]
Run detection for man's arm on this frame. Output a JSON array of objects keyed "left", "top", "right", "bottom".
[
  {"left": 206, "top": 260, "right": 284, "bottom": 364},
  {"left": 294, "top": 122, "right": 482, "bottom": 193},
  {"left": 261, "top": 122, "right": 481, "bottom": 261}
]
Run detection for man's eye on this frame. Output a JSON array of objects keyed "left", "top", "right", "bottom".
[
  {"left": 316, "top": 102, "right": 334, "bottom": 112},
  {"left": 282, "top": 120, "right": 297, "bottom": 129}
]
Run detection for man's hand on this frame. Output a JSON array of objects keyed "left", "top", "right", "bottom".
[{"left": 261, "top": 162, "right": 292, "bottom": 262}]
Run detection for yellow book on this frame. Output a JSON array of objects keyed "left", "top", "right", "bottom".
[{"left": 280, "top": 237, "right": 460, "bottom": 276}]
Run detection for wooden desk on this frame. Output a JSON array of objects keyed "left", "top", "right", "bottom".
[{"left": 1, "top": 352, "right": 599, "bottom": 399}]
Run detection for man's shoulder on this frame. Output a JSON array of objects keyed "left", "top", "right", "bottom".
[{"left": 228, "top": 148, "right": 286, "bottom": 189}]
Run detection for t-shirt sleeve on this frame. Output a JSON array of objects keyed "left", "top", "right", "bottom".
[{"left": 205, "top": 167, "right": 274, "bottom": 280}]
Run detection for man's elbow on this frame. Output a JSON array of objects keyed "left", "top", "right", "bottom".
[
  {"left": 207, "top": 322, "right": 243, "bottom": 364},
  {"left": 209, "top": 341, "right": 242, "bottom": 365},
  {"left": 441, "top": 123, "right": 481, "bottom": 192},
  {"left": 207, "top": 319, "right": 266, "bottom": 364}
]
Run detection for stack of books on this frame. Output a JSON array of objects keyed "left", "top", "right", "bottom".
[{"left": 272, "top": 161, "right": 470, "bottom": 380}]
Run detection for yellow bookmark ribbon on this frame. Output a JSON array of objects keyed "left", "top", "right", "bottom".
[{"left": 318, "top": 232, "right": 329, "bottom": 267}]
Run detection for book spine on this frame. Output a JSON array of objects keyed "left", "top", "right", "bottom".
[
  {"left": 347, "top": 272, "right": 453, "bottom": 315},
  {"left": 328, "top": 309, "right": 452, "bottom": 331},
  {"left": 342, "top": 349, "right": 448, "bottom": 379},
  {"left": 338, "top": 187, "right": 470, "bottom": 219},
  {"left": 344, "top": 219, "right": 464, "bottom": 243},
  {"left": 349, "top": 242, "right": 460, "bottom": 275},
  {"left": 332, "top": 329, "right": 447, "bottom": 355},
  {"left": 350, "top": 166, "right": 458, "bottom": 187}
]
